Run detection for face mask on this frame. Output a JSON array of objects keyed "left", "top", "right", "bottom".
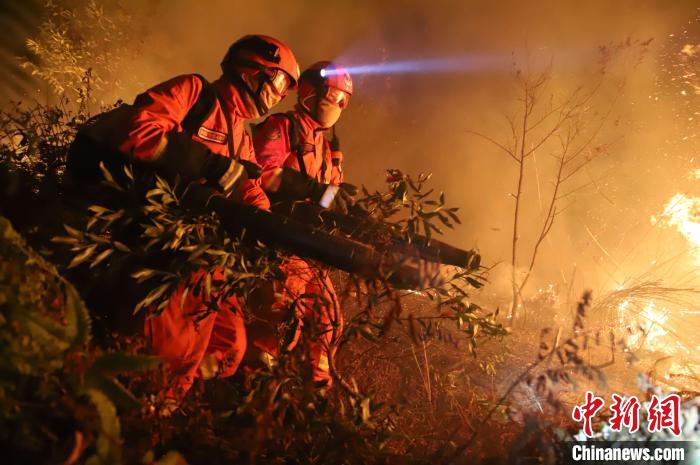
[
  {"left": 239, "top": 89, "right": 262, "bottom": 119},
  {"left": 315, "top": 98, "right": 343, "bottom": 128}
]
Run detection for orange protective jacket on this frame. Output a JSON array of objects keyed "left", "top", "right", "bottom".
[
  {"left": 110, "top": 73, "right": 269, "bottom": 209},
  {"left": 253, "top": 105, "right": 344, "bottom": 187}
]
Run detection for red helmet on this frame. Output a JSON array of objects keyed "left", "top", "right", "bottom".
[
  {"left": 298, "top": 61, "right": 353, "bottom": 98},
  {"left": 221, "top": 35, "right": 300, "bottom": 88}
]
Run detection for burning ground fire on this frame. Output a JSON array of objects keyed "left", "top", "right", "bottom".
[
  {"left": 609, "top": 175, "right": 700, "bottom": 387},
  {"left": 618, "top": 299, "right": 686, "bottom": 355},
  {"left": 615, "top": 295, "right": 698, "bottom": 389}
]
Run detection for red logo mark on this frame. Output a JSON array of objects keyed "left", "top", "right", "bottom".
[
  {"left": 647, "top": 393, "right": 682, "bottom": 436},
  {"left": 572, "top": 391, "right": 606, "bottom": 438},
  {"left": 609, "top": 394, "right": 641, "bottom": 433}
]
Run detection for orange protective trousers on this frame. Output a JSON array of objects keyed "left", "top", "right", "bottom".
[{"left": 245, "top": 257, "right": 342, "bottom": 385}]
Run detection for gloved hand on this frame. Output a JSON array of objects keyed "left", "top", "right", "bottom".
[
  {"left": 310, "top": 181, "right": 357, "bottom": 213},
  {"left": 274, "top": 167, "right": 356, "bottom": 213},
  {"left": 208, "top": 156, "right": 248, "bottom": 192},
  {"left": 239, "top": 159, "right": 262, "bottom": 179},
  {"left": 158, "top": 132, "right": 261, "bottom": 194},
  {"left": 333, "top": 182, "right": 357, "bottom": 212}
]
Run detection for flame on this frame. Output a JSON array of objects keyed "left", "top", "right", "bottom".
[
  {"left": 625, "top": 300, "right": 670, "bottom": 351},
  {"left": 652, "top": 192, "right": 700, "bottom": 264}
]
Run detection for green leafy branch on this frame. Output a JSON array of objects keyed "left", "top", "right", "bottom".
[
  {"left": 54, "top": 166, "right": 284, "bottom": 318},
  {"left": 356, "top": 169, "right": 461, "bottom": 242}
]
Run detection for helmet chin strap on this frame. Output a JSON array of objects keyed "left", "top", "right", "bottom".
[
  {"left": 248, "top": 78, "right": 271, "bottom": 116},
  {"left": 227, "top": 69, "right": 270, "bottom": 117},
  {"left": 300, "top": 92, "right": 324, "bottom": 126}
]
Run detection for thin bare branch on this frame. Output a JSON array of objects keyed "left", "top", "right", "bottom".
[{"left": 464, "top": 130, "right": 519, "bottom": 163}]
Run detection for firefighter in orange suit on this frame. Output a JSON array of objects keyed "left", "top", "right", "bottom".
[{"left": 250, "top": 61, "right": 354, "bottom": 386}]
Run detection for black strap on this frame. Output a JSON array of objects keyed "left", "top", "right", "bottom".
[
  {"left": 180, "top": 74, "right": 217, "bottom": 137},
  {"left": 214, "top": 89, "right": 247, "bottom": 161},
  {"left": 277, "top": 113, "right": 308, "bottom": 177}
]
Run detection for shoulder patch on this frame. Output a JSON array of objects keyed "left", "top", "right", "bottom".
[{"left": 197, "top": 126, "right": 227, "bottom": 144}]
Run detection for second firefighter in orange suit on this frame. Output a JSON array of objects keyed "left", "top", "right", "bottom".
[{"left": 251, "top": 61, "right": 355, "bottom": 386}]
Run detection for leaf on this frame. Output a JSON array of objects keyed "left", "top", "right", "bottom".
[
  {"left": 14, "top": 309, "right": 71, "bottom": 354},
  {"left": 88, "top": 205, "right": 109, "bottom": 215},
  {"left": 179, "top": 287, "right": 189, "bottom": 310},
  {"left": 86, "top": 388, "right": 122, "bottom": 464},
  {"left": 131, "top": 268, "right": 156, "bottom": 281},
  {"left": 113, "top": 241, "right": 130, "bottom": 252},
  {"left": 63, "top": 224, "right": 82, "bottom": 238},
  {"left": 86, "top": 216, "right": 99, "bottom": 230},
  {"left": 134, "top": 283, "right": 170, "bottom": 314},
  {"left": 123, "top": 164, "right": 134, "bottom": 182},
  {"left": 426, "top": 221, "right": 444, "bottom": 235},
  {"left": 64, "top": 284, "right": 91, "bottom": 348},
  {"left": 90, "top": 248, "right": 113, "bottom": 268},
  {"left": 68, "top": 244, "right": 97, "bottom": 269},
  {"left": 50, "top": 235, "right": 78, "bottom": 244},
  {"left": 446, "top": 209, "right": 462, "bottom": 225},
  {"left": 437, "top": 212, "right": 454, "bottom": 228},
  {"left": 99, "top": 161, "right": 123, "bottom": 192},
  {"left": 205, "top": 272, "right": 212, "bottom": 298}
]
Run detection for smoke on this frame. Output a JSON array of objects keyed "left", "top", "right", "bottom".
[{"left": 5, "top": 0, "right": 700, "bottom": 304}]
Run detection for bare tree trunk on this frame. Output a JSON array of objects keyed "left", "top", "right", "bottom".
[
  {"left": 511, "top": 86, "right": 531, "bottom": 325},
  {"left": 510, "top": 153, "right": 525, "bottom": 323}
]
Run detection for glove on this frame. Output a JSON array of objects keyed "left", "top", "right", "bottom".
[
  {"left": 275, "top": 168, "right": 357, "bottom": 213},
  {"left": 239, "top": 159, "right": 262, "bottom": 179},
  {"left": 157, "top": 132, "right": 260, "bottom": 193},
  {"left": 310, "top": 182, "right": 357, "bottom": 213}
]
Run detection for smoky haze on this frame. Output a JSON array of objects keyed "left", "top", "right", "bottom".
[{"left": 8, "top": 0, "right": 700, "bottom": 303}]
